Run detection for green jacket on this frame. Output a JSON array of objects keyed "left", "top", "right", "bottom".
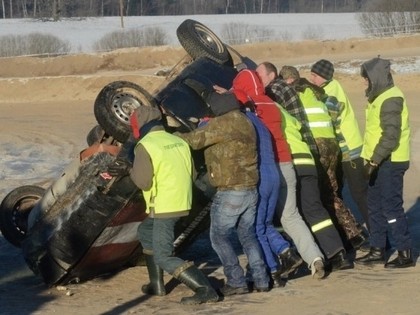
[{"left": 180, "top": 110, "right": 258, "bottom": 190}]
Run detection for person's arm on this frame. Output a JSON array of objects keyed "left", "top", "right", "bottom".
[
  {"left": 371, "top": 96, "right": 403, "bottom": 164},
  {"left": 178, "top": 117, "right": 230, "bottom": 150},
  {"left": 130, "top": 144, "right": 153, "bottom": 190}
]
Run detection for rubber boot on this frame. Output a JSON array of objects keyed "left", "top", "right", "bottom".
[
  {"left": 329, "top": 250, "right": 353, "bottom": 271},
  {"left": 349, "top": 231, "right": 368, "bottom": 250},
  {"left": 385, "top": 249, "right": 415, "bottom": 268},
  {"left": 271, "top": 270, "right": 286, "bottom": 288},
  {"left": 141, "top": 254, "right": 166, "bottom": 296},
  {"left": 279, "top": 248, "right": 303, "bottom": 277},
  {"left": 173, "top": 262, "right": 219, "bottom": 305}
]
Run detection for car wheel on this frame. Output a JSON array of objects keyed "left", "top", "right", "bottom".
[
  {"left": 0, "top": 185, "right": 45, "bottom": 247},
  {"left": 176, "top": 19, "right": 232, "bottom": 65},
  {"left": 94, "top": 81, "right": 156, "bottom": 143},
  {"left": 86, "top": 124, "right": 106, "bottom": 146}
]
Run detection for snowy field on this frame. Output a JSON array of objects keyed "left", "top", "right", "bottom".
[{"left": 0, "top": 13, "right": 363, "bottom": 52}]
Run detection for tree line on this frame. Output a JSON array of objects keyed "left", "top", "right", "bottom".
[{"left": 1, "top": 0, "right": 419, "bottom": 19}]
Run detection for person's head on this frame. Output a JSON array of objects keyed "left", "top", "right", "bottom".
[
  {"left": 310, "top": 59, "right": 334, "bottom": 86},
  {"left": 360, "top": 57, "right": 394, "bottom": 101},
  {"left": 130, "top": 106, "right": 162, "bottom": 139},
  {"left": 256, "top": 62, "right": 278, "bottom": 87},
  {"left": 279, "top": 66, "right": 300, "bottom": 85}
]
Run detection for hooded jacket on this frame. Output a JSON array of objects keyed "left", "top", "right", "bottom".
[
  {"left": 360, "top": 58, "right": 410, "bottom": 163},
  {"left": 232, "top": 69, "right": 292, "bottom": 163}
]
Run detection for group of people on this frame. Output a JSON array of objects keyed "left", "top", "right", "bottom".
[{"left": 107, "top": 56, "right": 414, "bottom": 305}]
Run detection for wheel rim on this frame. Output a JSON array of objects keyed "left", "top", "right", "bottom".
[
  {"left": 11, "top": 196, "right": 39, "bottom": 237},
  {"left": 194, "top": 24, "right": 225, "bottom": 54},
  {"left": 111, "top": 92, "right": 142, "bottom": 125}
]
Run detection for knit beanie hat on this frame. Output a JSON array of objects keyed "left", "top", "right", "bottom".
[
  {"left": 311, "top": 59, "right": 334, "bottom": 80},
  {"left": 205, "top": 91, "right": 240, "bottom": 117}
]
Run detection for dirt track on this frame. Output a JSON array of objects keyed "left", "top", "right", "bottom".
[{"left": 1, "top": 35, "right": 420, "bottom": 315}]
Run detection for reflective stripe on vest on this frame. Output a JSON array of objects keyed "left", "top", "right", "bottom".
[
  {"left": 276, "top": 103, "right": 315, "bottom": 166},
  {"left": 299, "top": 88, "right": 335, "bottom": 139}
]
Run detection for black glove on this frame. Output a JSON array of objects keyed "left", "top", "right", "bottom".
[
  {"left": 364, "top": 161, "right": 378, "bottom": 180},
  {"left": 107, "top": 158, "right": 131, "bottom": 177}
]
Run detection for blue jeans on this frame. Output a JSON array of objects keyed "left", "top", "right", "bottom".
[
  {"left": 137, "top": 216, "right": 185, "bottom": 274},
  {"left": 210, "top": 189, "right": 269, "bottom": 288},
  {"left": 368, "top": 160, "right": 412, "bottom": 250}
]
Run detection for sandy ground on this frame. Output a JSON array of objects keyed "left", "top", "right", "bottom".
[{"left": 1, "top": 35, "right": 420, "bottom": 315}]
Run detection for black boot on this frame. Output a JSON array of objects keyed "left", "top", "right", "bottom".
[
  {"left": 141, "top": 254, "right": 166, "bottom": 296},
  {"left": 349, "top": 232, "right": 368, "bottom": 251},
  {"left": 385, "top": 249, "right": 415, "bottom": 268},
  {"left": 271, "top": 270, "right": 286, "bottom": 288},
  {"left": 355, "top": 247, "right": 385, "bottom": 265},
  {"left": 279, "top": 248, "right": 303, "bottom": 277},
  {"left": 173, "top": 263, "right": 219, "bottom": 305},
  {"left": 329, "top": 250, "right": 353, "bottom": 271}
]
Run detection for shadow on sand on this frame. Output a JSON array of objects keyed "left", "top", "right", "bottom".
[{"left": 1, "top": 197, "right": 419, "bottom": 314}]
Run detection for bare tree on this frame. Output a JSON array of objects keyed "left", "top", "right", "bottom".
[
  {"left": 120, "top": 0, "right": 124, "bottom": 28},
  {"left": 1, "top": 0, "right": 5, "bottom": 18}
]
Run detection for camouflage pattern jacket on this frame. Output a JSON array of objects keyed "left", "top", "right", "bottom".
[{"left": 179, "top": 109, "right": 258, "bottom": 190}]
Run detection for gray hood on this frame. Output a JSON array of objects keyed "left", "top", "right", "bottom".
[{"left": 360, "top": 57, "right": 394, "bottom": 102}]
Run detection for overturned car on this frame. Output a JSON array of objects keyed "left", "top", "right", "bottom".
[{"left": 0, "top": 19, "right": 255, "bottom": 286}]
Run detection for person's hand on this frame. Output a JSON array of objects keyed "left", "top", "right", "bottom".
[
  {"left": 364, "top": 160, "right": 378, "bottom": 180},
  {"left": 198, "top": 117, "right": 210, "bottom": 128},
  {"left": 107, "top": 158, "right": 131, "bottom": 177},
  {"left": 213, "top": 85, "right": 228, "bottom": 94}
]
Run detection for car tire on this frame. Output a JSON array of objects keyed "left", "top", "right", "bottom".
[
  {"left": 0, "top": 185, "right": 45, "bottom": 247},
  {"left": 176, "top": 19, "right": 232, "bottom": 65},
  {"left": 94, "top": 81, "right": 156, "bottom": 143}
]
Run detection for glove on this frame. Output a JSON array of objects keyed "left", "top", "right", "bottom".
[
  {"left": 364, "top": 161, "right": 378, "bottom": 180},
  {"left": 107, "top": 158, "right": 131, "bottom": 177}
]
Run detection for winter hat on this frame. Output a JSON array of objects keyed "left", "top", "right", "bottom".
[
  {"left": 279, "top": 66, "right": 300, "bottom": 81},
  {"left": 311, "top": 59, "right": 334, "bottom": 80},
  {"left": 205, "top": 91, "right": 240, "bottom": 117},
  {"left": 130, "top": 106, "right": 162, "bottom": 138}
]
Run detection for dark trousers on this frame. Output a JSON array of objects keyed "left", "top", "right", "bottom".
[
  {"left": 368, "top": 160, "right": 412, "bottom": 250},
  {"left": 316, "top": 138, "right": 361, "bottom": 240},
  {"left": 296, "top": 165, "right": 344, "bottom": 259},
  {"left": 339, "top": 157, "right": 370, "bottom": 230},
  {"left": 137, "top": 216, "right": 185, "bottom": 274}
]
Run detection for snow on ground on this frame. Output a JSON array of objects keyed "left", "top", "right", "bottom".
[
  {"left": 0, "top": 13, "right": 363, "bottom": 52},
  {"left": 1, "top": 14, "right": 419, "bottom": 74}
]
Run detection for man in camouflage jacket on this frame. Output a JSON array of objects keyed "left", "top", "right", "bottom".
[{"left": 179, "top": 91, "right": 270, "bottom": 295}]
